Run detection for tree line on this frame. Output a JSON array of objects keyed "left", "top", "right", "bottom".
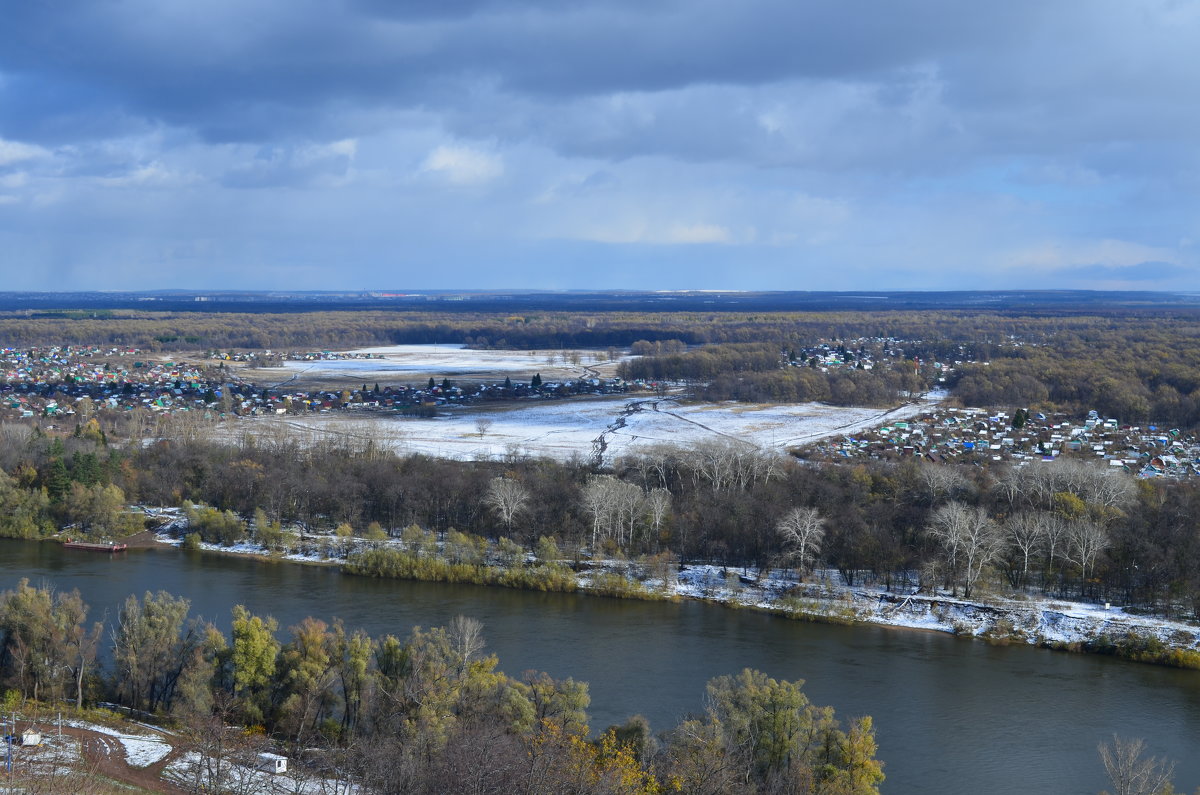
[
  {"left": 0, "top": 582, "right": 884, "bottom": 794},
  {"left": 617, "top": 341, "right": 928, "bottom": 406}
]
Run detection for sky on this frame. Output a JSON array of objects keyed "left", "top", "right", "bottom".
[{"left": 1, "top": 0, "right": 1198, "bottom": 292}]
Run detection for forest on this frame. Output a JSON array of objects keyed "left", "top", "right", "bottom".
[{"left": 0, "top": 581, "right": 884, "bottom": 794}]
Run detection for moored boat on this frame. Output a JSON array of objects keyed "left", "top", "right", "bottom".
[{"left": 62, "top": 538, "right": 128, "bottom": 552}]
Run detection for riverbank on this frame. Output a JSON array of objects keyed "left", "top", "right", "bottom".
[
  {"left": 668, "top": 563, "right": 1200, "bottom": 667},
  {"left": 143, "top": 525, "right": 1200, "bottom": 670}
]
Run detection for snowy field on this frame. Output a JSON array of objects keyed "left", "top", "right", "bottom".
[
  {"left": 271, "top": 343, "right": 624, "bottom": 384},
  {"left": 240, "top": 393, "right": 944, "bottom": 464}
]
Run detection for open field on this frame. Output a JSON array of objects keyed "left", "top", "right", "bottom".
[
  {"left": 211, "top": 342, "right": 944, "bottom": 462},
  {"left": 235, "top": 343, "right": 627, "bottom": 390},
  {"left": 234, "top": 392, "right": 945, "bottom": 464}
]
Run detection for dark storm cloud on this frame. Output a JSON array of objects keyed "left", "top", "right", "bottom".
[
  {"left": 1, "top": 0, "right": 1198, "bottom": 291},
  {"left": 0, "top": 0, "right": 1031, "bottom": 145},
  {"left": 6, "top": 0, "right": 1193, "bottom": 184}
]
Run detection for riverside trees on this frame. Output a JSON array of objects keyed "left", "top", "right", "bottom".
[
  {"left": 0, "top": 585, "right": 885, "bottom": 794},
  {"left": 0, "top": 579, "right": 101, "bottom": 707}
]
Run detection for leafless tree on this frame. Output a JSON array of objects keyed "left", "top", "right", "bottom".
[
  {"left": 1004, "top": 511, "right": 1049, "bottom": 588},
  {"left": 636, "top": 444, "right": 679, "bottom": 490},
  {"left": 994, "top": 464, "right": 1037, "bottom": 508},
  {"left": 644, "top": 488, "right": 672, "bottom": 548},
  {"left": 920, "top": 463, "right": 972, "bottom": 505},
  {"left": 484, "top": 477, "right": 529, "bottom": 534},
  {"left": 176, "top": 697, "right": 273, "bottom": 795},
  {"left": 1087, "top": 469, "right": 1138, "bottom": 511},
  {"left": 13, "top": 737, "right": 106, "bottom": 795},
  {"left": 776, "top": 507, "right": 826, "bottom": 576},
  {"left": 1065, "top": 520, "right": 1109, "bottom": 581},
  {"left": 1016, "top": 459, "right": 1136, "bottom": 513},
  {"left": 1098, "top": 736, "right": 1175, "bottom": 795},
  {"left": 448, "top": 615, "right": 486, "bottom": 676},
  {"left": 685, "top": 439, "right": 781, "bottom": 493},
  {"left": 612, "top": 479, "right": 645, "bottom": 548},
  {"left": 581, "top": 475, "right": 620, "bottom": 550},
  {"left": 1040, "top": 512, "right": 1070, "bottom": 581},
  {"left": 474, "top": 417, "right": 493, "bottom": 439},
  {"left": 926, "top": 502, "right": 1003, "bottom": 598}
]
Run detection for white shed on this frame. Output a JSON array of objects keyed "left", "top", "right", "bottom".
[{"left": 257, "top": 752, "right": 288, "bottom": 774}]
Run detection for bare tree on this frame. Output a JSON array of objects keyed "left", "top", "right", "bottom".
[
  {"left": 474, "top": 417, "right": 494, "bottom": 439},
  {"left": 176, "top": 695, "right": 274, "bottom": 795},
  {"left": 448, "top": 615, "right": 486, "bottom": 676},
  {"left": 684, "top": 439, "right": 781, "bottom": 493},
  {"left": 1041, "top": 512, "right": 1069, "bottom": 582},
  {"left": 1098, "top": 736, "right": 1175, "bottom": 795},
  {"left": 644, "top": 488, "right": 672, "bottom": 548},
  {"left": 920, "top": 464, "right": 971, "bottom": 505},
  {"left": 1087, "top": 469, "right": 1137, "bottom": 511},
  {"left": 776, "top": 507, "right": 826, "bottom": 576},
  {"left": 994, "top": 464, "right": 1035, "bottom": 508},
  {"left": 484, "top": 477, "right": 529, "bottom": 534},
  {"left": 634, "top": 444, "right": 678, "bottom": 490},
  {"left": 926, "top": 502, "right": 1003, "bottom": 598},
  {"left": 581, "top": 475, "right": 620, "bottom": 551},
  {"left": 1065, "top": 520, "right": 1109, "bottom": 582},
  {"left": 1019, "top": 459, "right": 1137, "bottom": 513},
  {"left": 1004, "top": 511, "right": 1048, "bottom": 588},
  {"left": 13, "top": 736, "right": 106, "bottom": 795},
  {"left": 612, "top": 480, "right": 645, "bottom": 548}
]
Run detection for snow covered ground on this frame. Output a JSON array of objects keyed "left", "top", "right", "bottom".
[
  {"left": 243, "top": 392, "right": 944, "bottom": 465},
  {"left": 63, "top": 718, "right": 172, "bottom": 767},
  {"left": 669, "top": 564, "right": 1200, "bottom": 650},
  {"left": 275, "top": 343, "right": 623, "bottom": 381},
  {"left": 165, "top": 749, "right": 358, "bottom": 794}
]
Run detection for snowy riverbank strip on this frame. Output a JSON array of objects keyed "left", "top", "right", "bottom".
[
  {"left": 152, "top": 529, "right": 1200, "bottom": 664},
  {"left": 675, "top": 564, "right": 1200, "bottom": 652}
]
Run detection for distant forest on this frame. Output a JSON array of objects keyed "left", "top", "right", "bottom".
[{"left": 5, "top": 305, "right": 1200, "bottom": 427}]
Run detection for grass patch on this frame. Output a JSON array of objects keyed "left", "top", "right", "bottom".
[
  {"left": 1084, "top": 632, "right": 1200, "bottom": 670},
  {"left": 774, "top": 595, "right": 861, "bottom": 625},
  {"left": 344, "top": 546, "right": 579, "bottom": 593}
]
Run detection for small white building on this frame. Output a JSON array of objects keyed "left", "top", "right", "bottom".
[{"left": 257, "top": 752, "right": 288, "bottom": 773}]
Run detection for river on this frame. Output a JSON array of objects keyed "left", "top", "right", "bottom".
[{"left": 2, "top": 539, "right": 1198, "bottom": 794}]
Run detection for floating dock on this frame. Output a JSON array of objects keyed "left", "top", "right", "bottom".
[{"left": 62, "top": 539, "right": 128, "bottom": 552}]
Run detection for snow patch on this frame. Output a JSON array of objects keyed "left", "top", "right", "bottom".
[{"left": 62, "top": 718, "right": 172, "bottom": 767}]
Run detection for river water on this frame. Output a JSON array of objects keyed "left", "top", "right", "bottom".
[{"left": 2, "top": 540, "right": 1198, "bottom": 794}]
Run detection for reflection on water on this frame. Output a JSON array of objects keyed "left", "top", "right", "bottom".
[{"left": 3, "top": 539, "right": 1199, "bottom": 795}]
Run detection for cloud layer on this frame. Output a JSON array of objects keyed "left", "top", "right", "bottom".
[{"left": 1, "top": 0, "right": 1197, "bottom": 290}]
